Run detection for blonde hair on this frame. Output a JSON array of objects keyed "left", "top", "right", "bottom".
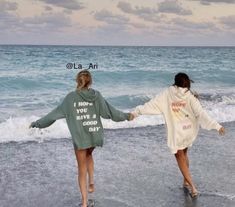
[{"left": 76, "top": 70, "right": 92, "bottom": 90}]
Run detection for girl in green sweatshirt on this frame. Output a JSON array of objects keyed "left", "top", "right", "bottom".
[{"left": 30, "top": 70, "right": 132, "bottom": 207}]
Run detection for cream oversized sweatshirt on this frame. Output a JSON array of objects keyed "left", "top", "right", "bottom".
[{"left": 133, "top": 86, "right": 222, "bottom": 154}]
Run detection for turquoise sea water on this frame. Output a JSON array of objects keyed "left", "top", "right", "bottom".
[{"left": 0, "top": 46, "right": 234, "bottom": 142}]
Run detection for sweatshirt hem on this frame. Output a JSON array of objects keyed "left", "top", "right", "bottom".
[
  {"left": 73, "top": 143, "right": 103, "bottom": 150},
  {"left": 170, "top": 143, "right": 193, "bottom": 154}
]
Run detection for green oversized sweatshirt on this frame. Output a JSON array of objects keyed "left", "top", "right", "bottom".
[{"left": 31, "top": 88, "right": 130, "bottom": 149}]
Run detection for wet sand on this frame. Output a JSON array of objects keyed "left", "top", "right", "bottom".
[{"left": 0, "top": 122, "right": 234, "bottom": 207}]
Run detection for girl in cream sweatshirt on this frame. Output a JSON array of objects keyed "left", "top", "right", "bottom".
[{"left": 132, "top": 73, "right": 225, "bottom": 198}]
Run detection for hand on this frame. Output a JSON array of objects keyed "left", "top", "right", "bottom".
[
  {"left": 219, "top": 126, "right": 225, "bottom": 135},
  {"left": 128, "top": 113, "right": 135, "bottom": 121},
  {"left": 29, "top": 122, "right": 36, "bottom": 128}
]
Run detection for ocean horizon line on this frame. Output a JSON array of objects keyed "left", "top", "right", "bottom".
[{"left": 0, "top": 44, "right": 235, "bottom": 48}]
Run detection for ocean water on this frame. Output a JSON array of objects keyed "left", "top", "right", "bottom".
[{"left": 0, "top": 45, "right": 234, "bottom": 143}]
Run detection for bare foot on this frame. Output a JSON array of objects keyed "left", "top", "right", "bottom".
[
  {"left": 88, "top": 184, "right": 95, "bottom": 193},
  {"left": 183, "top": 180, "right": 190, "bottom": 188},
  {"left": 183, "top": 182, "right": 198, "bottom": 198},
  {"left": 190, "top": 186, "right": 198, "bottom": 198},
  {"left": 79, "top": 203, "right": 87, "bottom": 207},
  {"left": 190, "top": 190, "right": 199, "bottom": 198}
]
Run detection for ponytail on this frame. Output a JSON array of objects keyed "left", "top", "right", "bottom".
[
  {"left": 76, "top": 70, "right": 92, "bottom": 90},
  {"left": 173, "top": 72, "right": 198, "bottom": 98}
]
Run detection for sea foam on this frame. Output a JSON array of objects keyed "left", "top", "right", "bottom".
[{"left": 0, "top": 102, "right": 234, "bottom": 144}]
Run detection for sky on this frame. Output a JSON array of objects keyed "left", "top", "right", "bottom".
[{"left": 0, "top": 0, "right": 235, "bottom": 46}]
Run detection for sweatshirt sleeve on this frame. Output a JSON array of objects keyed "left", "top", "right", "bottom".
[
  {"left": 31, "top": 97, "right": 67, "bottom": 129},
  {"left": 98, "top": 92, "right": 129, "bottom": 122},
  {"left": 190, "top": 95, "right": 221, "bottom": 131},
  {"left": 133, "top": 91, "right": 165, "bottom": 116}
]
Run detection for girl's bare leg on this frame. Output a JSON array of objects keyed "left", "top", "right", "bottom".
[
  {"left": 87, "top": 147, "right": 95, "bottom": 193},
  {"left": 75, "top": 149, "right": 88, "bottom": 207},
  {"left": 183, "top": 148, "right": 189, "bottom": 186},
  {"left": 175, "top": 149, "right": 197, "bottom": 194}
]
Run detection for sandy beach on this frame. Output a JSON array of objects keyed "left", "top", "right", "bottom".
[{"left": 0, "top": 121, "right": 234, "bottom": 207}]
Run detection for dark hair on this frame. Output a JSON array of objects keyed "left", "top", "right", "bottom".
[
  {"left": 174, "top": 72, "right": 198, "bottom": 98},
  {"left": 76, "top": 70, "right": 92, "bottom": 90},
  {"left": 174, "top": 73, "right": 193, "bottom": 90}
]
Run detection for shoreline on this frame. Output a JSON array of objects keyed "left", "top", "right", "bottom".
[
  {"left": 0, "top": 120, "right": 234, "bottom": 146},
  {"left": 0, "top": 121, "right": 234, "bottom": 207}
]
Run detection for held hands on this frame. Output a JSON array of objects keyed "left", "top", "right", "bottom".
[
  {"left": 128, "top": 113, "right": 137, "bottom": 121},
  {"left": 29, "top": 122, "right": 37, "bottom": 128},
  {"left": 219, "top": 126, "right": 225, "bottom": 136},
  {"left": 128, "top": 113, "right": 135, "bottom": 121}
]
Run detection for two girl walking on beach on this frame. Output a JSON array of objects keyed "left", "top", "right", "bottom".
[{"left": 30, "top": 70, "right": 225, "bottom": 206}]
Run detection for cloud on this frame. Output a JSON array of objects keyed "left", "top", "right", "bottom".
[
  {"left": 44, "top": 6, "right": 53, "bottom": 11},
  {"left": 117, "top": 1, "right": 157, "bottom": 15},
  {"left": 219, "top": 15, "right": 235, "bottom": 28},
  {"left": 191, "top": 0, "right": 235, "bottom": 5},
  {"left": 117, "top": 1, "right": 133, "bottom": 13},
  {"left": 0, "top": 10, "right": 72, "bottom": 36},
  {"left": 0, "top": 11, "right": 21, "bottom": 31},
  {"left": 158, "top": 0, "right": 192, "bottom": 15},
  {"left": 94, "top": 9, "right": 129, "bottom": 25},
  {"left": 130, "top": 22, "right": 147, "bottom": 29},
  {"left": 117, "top": 1, "right": 160, "bottom": 22},
  {"left": 117, "top": 1, "right": 192, "bottom": 23},
  {"left": 0, "top": 9, "right": 78, "bottom": 44},
  {"left": 37, "top": 0, "right": 84, "bottom": 10},
  {"left": 23, "top": 12, "right": 72, "bottom": 29},
  {"left": 171, "top": 17, "right": 215, "bottom": 29},
  {"left": 94, "top": 9, "right": 148, "bottom": 30},
  {"left": 0, "top": 0, "right": 18, "bottom": 11},
  {"left": 0, "top": 0, "right": 234, "bottom": 45}
]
